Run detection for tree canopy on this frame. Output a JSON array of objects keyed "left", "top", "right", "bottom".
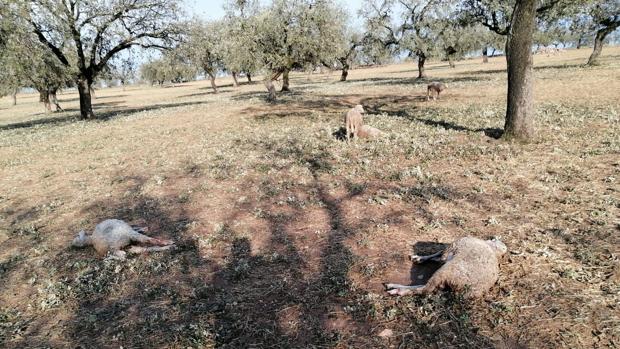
[{"left": 13, "top": 0, "right": 184, "bottom": 119}]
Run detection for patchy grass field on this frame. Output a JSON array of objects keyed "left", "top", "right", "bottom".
[{"left": 1, "top": 47, "right": 619, "bottom": 348}]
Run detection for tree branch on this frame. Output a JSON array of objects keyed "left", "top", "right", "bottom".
[{"left": 30, "top": 22, "right": 70, "bottom": 66}]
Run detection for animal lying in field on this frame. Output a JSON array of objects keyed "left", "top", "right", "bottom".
[
  {"left": 385, "top": 237, "right": 507, "bottom": 298},
  {"left": 72, "top": 219, "right": 175, "bottom": 260},
  {"left": 344, "top": 104, "right": 365, "bottom": 141},
  {"left": 358, "top": 125, "right": 385, "bottom": 139},
  {"left": 426, "top": 82, "right": 446, "bottom": 101}
]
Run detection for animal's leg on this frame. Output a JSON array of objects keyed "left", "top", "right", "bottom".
[
  {"left": 410, "top": 251, "right": 443, "bottom": 264},
  {"left": 130, "top": 225, "right": 149, "bottom": 234},
  {"left": 106, "top": 250, "right": 127, "bottom": 261},
  {"left": 346, "top": 123, "right": 351, "bottom": 142},
  {"left": 129, "top": 231, "right": 173, "bottom": 246},
  {"left": 437, "top": 91, "right": 441, "bottom": 100},
  {"left": 384, "top": 283, "right": 426, "bottom": 296},
  {"left": 128, "top": 245, "right": 176, "bottom": 254}
]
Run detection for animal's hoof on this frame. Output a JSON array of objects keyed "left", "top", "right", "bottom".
[
  {"left": 383, "top": 283, "right": 398, "bottom": 290},
  {"left": 386, "top": 288, "right": 411, "bottom": 296},
  {"left": 156, "top": 239, "right": 174, "bottom": 246}
]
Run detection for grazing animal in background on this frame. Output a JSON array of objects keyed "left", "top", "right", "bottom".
[
  {"left": 72, "top": 219, "right": 175, "bottom": 260},
  {"left": 358, "top": 125, "right": 385, "bottom": 139},
  {"left": 426, "top": 82, "right": 446, "bottom": 101},
  {"left": 385, "top": 237, "right": 507, "bottom": 298},
  {"left": 344, "top": 104, "right": 365, "bottom": 141}
]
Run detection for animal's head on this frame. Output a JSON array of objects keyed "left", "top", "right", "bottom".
[
  {"left": 72, "top": 230, "right": 90, "bottom": 248},
  {"left": 354, "top": 104, "right": 365, "bottom": 114},
  {"left": 486, "top": 237, "right": 507, "bottom": 256}
]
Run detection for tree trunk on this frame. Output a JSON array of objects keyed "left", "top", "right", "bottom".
[
  {"left": 448, "top": 56, "right": 455, "bottom": 68},
  {"left": 232, "top": 71, "right": 239, "bottom": 87},
  {"left": 39, "top": 90, "right": 52, "bottom": 113},
  {"left": 587, "top": 24, "right": 619, "bottom": 66},
  {"left": 50, "top": 89, "right": 63, "bottom": 112},
  {"left": 246, "top": 72, "right": 252, "bottom": 83},
  {"left": 503, "top": 0, "right": 537, "bottom": 141},
  {"left": 491, "top": 47, "right": 497, "bottom": 57},
  {"left": 576, "top": 36, "right": 582, "bottom": 49},
  {"left": 417, "top": 53, "right": 427, "bottom": 79},
  {"left": 281, "top": 68, "right": 290, "bottom": 92},
  {"left": 340, "top": 62, "right": 349, "bottom": 81},
  {"left": 482, "top": 47, "right": 489, "bottom": 63},
  {"left": 264, "top": 70, "right": 283, "bottom": 102},
  {"left": 207, "top": 71, "right": 218, "bottom": 93},
  {"left": 11, "top": 88, "right": 17, "bottom": 106},
  {"left": 77, "top": 78, "right": 95, "bottom": 119}
]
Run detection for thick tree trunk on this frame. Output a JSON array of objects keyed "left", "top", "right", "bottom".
[
  {"left": 281, "top": 68, "right": 290, "bottom": 92},
  {"left": 503, "top": 0, "right": 537, "bottom": 141},
  {"left": 340, "top": 63, "right": 349, "bottom": 81},
  {"left": 587, "top": 24, "right": 619, "bottom": 66},
  {"left": 340, "top": 67, "right": 349, "bottom": 81},
  {"left": 77, "top": 78, "right": 95, "bottom": 119},
  {"left": 232, "top": 71, "right": 239, "bottom": 87},
  {"left": 264, "top": 70, "right": 283, "bottom": 102},
  {"left": 246, "top": 72, "right": 252, "bottom": 83},
  {"left": 448, "top": 56, "right": 455, "bottom": 68},
  {"left": 417, "top": 54, "right": 427, "bottom": 79},
  {"left": 11, "top": 88, "right": 17, "bottom": 106},
  {"left": 482, "top": 47, "right": 489, "bottom": 63},
  {"left": 207, "top": 71, "right": 218, "bottom": 93}
]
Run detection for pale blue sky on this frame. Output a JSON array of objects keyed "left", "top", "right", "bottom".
[{"left": 183, "top": 0, "right": 365, "bottom": 23}]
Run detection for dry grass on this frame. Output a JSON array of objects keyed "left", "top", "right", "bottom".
[{"left": 1, "top": 47, "right": 619, "bottom": 348}]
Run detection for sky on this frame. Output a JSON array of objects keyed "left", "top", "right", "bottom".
[{"left": 183, "top": 0, "right": 366, "bottom": 23}]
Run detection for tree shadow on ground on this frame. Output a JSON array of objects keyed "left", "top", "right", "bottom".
[
  {"left": 454, "top": 62, "right": 587, "bottom": 79},
  {"left": 359, "top": 95, "right": 504, "bottom": 139},
  {"left": 408, "top": 241, "right": 448, "bottom": 286},
  {"left": 58, "top": 94, "right": 128, "bottom": 103},
  {"left": 351, "top": 75, "right": 488, "bottom": 88},
  {"left": 3, "top": 138, "right": 498, "bottom": 348},
  {"left": 0, "top": 101, "right": 209, "bottom": 131},
  {"left": 240, "top": 92, "right": 363, "bottom": 120},
  {"left": 197, "top": 80, "right": 254, "bottom": 91},
  {"left": 238, "top": 91, "right": 503, "bottom": 139}
]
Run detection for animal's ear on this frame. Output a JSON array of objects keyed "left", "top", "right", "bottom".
[
  {"left": 488, "top": 237, "right": 507, "bottom": 255},
  {"left": 72, "top": 230, "right": 87, "bottom": 247}
]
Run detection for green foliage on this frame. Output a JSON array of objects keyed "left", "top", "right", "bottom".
[
  {"left": 255, "top": 0, "right": 347, "bottom": 72},
  {"left": 181, "top": 20, "right": 226, "bottom": 77},
  {"left": 140, "top": 54, "right": 197, "bottom": 85},
  {"left": 0, "top": 10, "right": 72, "bottom": 97},
  {"left": 111, "top": 53, "right": 139, "bottom": 86},
  {"left": 220, "top": 0, "right": 262, "bottom": 75}
]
